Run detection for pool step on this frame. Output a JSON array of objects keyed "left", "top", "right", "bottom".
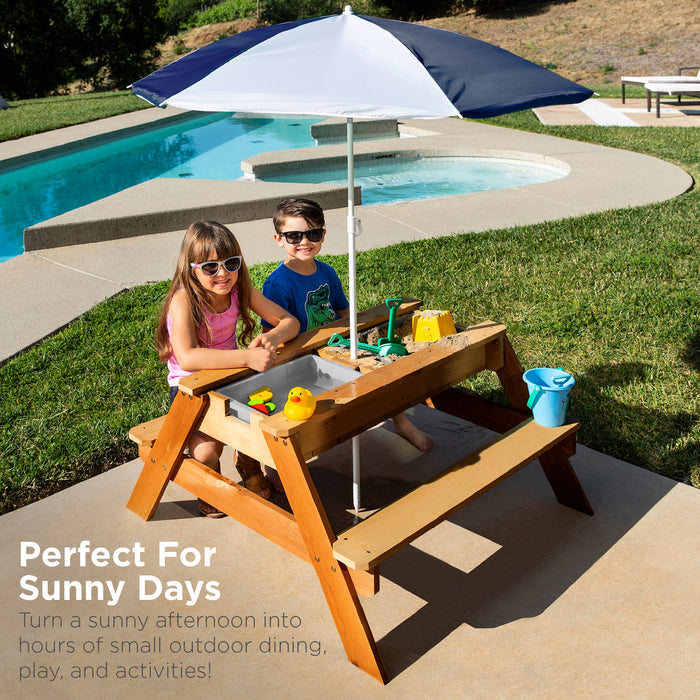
[
  {"left": 311, "top": 118, "right": 399, "bottom": 144},
  {"left": 24, "top": 180, "right": 357, "bottom": 251}
]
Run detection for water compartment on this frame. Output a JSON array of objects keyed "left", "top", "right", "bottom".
[{"left": 217, "top": 355, "right": 362, "bottom": 424}]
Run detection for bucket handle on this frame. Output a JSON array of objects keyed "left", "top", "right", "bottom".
[
  {"left": 526, "top": 385, "right": 543, "bottom": 410},
  {"left": 552, "top": 366, "right": 573, "bottom": 386}
]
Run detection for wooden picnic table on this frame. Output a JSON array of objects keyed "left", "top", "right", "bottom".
[{"left": 126, "top": 299, "right": 592, "bottom": 684}]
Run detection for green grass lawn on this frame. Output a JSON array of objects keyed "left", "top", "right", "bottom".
[
  {"left": 0, "top": 90, "right": 698, "bottom": 514},
  {"left": 0, "top": 91, "right": 150, "bottom": 141}
]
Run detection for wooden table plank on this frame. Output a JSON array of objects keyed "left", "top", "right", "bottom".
[{"left": 260, "top": 323, "right": 507, "bottom": 458}]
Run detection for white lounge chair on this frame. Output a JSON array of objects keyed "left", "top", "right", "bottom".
[
  {"left": 643, "top": 81, "right": 700, "bottom": 117},
  {"left": 621, "top": 65, "right": 700, "bottom": 103}
]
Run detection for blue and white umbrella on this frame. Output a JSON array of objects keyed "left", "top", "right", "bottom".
[
  {"left": 133, "top": 5, "right": 591, "bottom": 509},
  {"left": 133, "top": 6, "right": 591, "bottom": 118}
]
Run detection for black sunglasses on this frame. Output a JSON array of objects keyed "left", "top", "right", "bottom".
[
  {"left": 190, "top": 255, "right": 242, "bottom": 276},
  {"left": 280, "top": 228, "right": 325, "bottom": 245}
]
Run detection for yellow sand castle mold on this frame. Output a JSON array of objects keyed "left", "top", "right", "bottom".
[{"left": 412, "top": 310, "right": 457, "bottom": 342}]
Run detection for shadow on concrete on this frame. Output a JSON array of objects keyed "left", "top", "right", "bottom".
[
  {"left": 305, "top": 406, "right": 678, "bottom": 679},
  {"left": 375, "top": 463, "right": 673, "bottom": 677}
]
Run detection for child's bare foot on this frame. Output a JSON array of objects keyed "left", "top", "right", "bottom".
[
  {"left": 263, "top": 466, "right": 285, "bottom": 494},
  {"left": 392, "top": 413, "right": 433, "bottom": 451},
  {"left": 242, "top": 472, "right": 272, "bottom": 500}
]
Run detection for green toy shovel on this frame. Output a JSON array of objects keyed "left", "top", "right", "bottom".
[{"left": 377, "top": 298, "right": 408, "bottom": 356}]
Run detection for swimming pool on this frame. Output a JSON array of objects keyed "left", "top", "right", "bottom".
[
  {"left": 1, "top": 114, "right": 567, "bottom": 263},
  {"left": 0, "top": 113, "right": 317, "bottom": 262},
  {"left": 256, "top": 154, "right": 566, "bottom": 205}
]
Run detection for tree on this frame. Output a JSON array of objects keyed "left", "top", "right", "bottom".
[
  {"left": 66, "top": 0, "right": 167, "bottom": 90},
  {"left": 159, "top": 0, "right": 203, "bottom": 35},
  {"left": 0, "top": 0, "right": 84, "bottom": 98},
  {"left": 260, "top": 1, "right": 388, "bottom": 24}
]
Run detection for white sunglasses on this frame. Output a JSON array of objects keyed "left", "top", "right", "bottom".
[{"left": 190, "top": 255, "right": 242, "bottom": 276}]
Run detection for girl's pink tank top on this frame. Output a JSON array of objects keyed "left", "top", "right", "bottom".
[{"left": 166, "top": 288, "right": 240, "bottom": 387}]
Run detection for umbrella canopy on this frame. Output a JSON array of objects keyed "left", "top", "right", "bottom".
[{"left": 133, "top": 7, "right": 591, "bottom": 119}]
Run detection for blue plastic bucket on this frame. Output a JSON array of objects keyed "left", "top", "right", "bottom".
[{"left": 523, "top": 367, "right": 575, "bottom": 427}]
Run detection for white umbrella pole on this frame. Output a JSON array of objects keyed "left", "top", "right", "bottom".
[
  {"left": 347, "top": 117, "right": 361, "bottom": 514},
  {"left": 347, "top": 117, "right": 358, "bottom": 361}
]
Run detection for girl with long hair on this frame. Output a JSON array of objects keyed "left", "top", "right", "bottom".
[{"left": 156, "top": 221, "right": 299, "bottom": 515}]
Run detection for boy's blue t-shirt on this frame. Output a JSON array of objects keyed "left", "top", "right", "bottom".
[{"left": 262, "top": 260, "right": 349, "bottom": 333}]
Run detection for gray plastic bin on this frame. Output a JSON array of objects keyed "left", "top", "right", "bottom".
[{"left": 216, "top": 355, "right": 362, "bottom": 423}]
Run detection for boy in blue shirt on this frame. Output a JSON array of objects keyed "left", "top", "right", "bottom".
[{"left": 263, "top": 198, "right": 432, "bottom": 452}]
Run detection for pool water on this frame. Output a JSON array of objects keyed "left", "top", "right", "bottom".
[
  {"left": 0, "top": 113, "right": 317, "bottom": 262},
  {"left": 258, "top": 155, "right": 566, "bottom": 205},
  {"left": 0, "top": 114, "right": 567, "bottom": 263}
]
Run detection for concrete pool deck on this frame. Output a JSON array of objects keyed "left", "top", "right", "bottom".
[
  {"left": 0, "top": 108, "right": 693, "bottom": 362},
  {"left": 1, "top": 109, "right": 699, "bottom": 698}
]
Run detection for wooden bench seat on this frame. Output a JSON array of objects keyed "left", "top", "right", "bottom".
[
  {"left": 332, "top": 418, "right": 579, "bottom": 571},
  {"left": 129, "top": 415, "right": 167, "bottom": 463},
  {"left": 129, "top": 415, "right": 166, "bottom": 448}
]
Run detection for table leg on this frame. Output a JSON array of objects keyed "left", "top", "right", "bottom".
[
  {"left": 127, "top": 391, "right": 208, "bottom": 520},
  {"left": 264, "top": 432, "right": 388, "bottom": 684},
  {"left": 538, "top": 445, "right": 594, "bottom": 515},
  {"left": 496, "top": 335, "right": 529, "bottom": 411}
]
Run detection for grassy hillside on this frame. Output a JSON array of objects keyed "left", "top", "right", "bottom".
[{"left": 163, "top": 0, "right": 699, "bottom": 85}]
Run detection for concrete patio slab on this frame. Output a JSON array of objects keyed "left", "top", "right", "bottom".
[
  {"left": 2, "top": 405, "right": 698, "bottom": 698},
  {"left": 535, "top": 96, "right": 700, "bottom": 126}
]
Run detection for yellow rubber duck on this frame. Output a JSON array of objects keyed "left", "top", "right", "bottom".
[{"left": 283, "top": 387, "right": 316, "bottom": 420}]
